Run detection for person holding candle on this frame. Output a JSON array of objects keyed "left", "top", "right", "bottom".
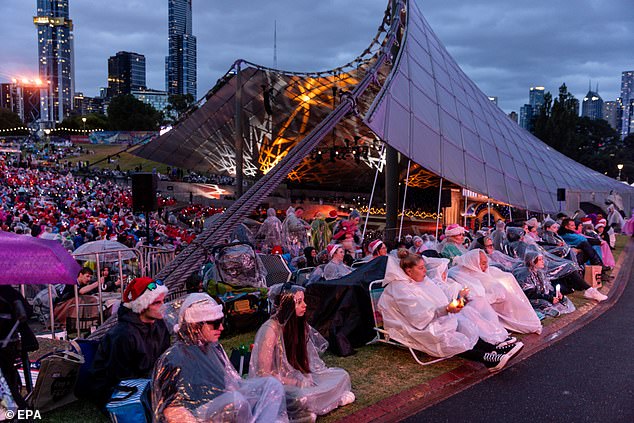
[
  {"left": 513, "top": 251, "right": 576, "bottom": 317},
  {"left": 249, "top": 284, "right": 354, "bottom": 421},
  {"left": 378, "top": 250, "right": 523, "bottom": 372},
  {"left": 449, "top": 249, "right": 543, "bottom": 334}
]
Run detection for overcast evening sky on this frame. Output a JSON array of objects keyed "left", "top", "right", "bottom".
[{"left": 0, "top": 0, "right": 632, "bottom": 113}]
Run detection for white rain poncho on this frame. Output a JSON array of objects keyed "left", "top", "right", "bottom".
[
  {"left": 322, "top": 260, "right": 353, "bottom": 281},
  {"left": 256, "top": 208, "right": 283, "bottom": 253},
  {"left": 377, "top": 256, "right": 479, "bottom": 358},
  {"left": 424, "top": 257, "right": 509, "bottom": 346},
  {"left": 249, "top": 286, "right": 352, "bottom": 418},
  {"left": 281, "top": 207, "right": 309, "bottom": 257},
  {"left": 449, "top": 250, "right": 542, "bottom": 334},
  {"left": 153, "top": 295, "right": 288, "bottom": 423}
]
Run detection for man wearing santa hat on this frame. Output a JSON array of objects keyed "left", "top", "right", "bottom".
[{"left": 85, "top": 277, "right": 171, "bottom": 408}]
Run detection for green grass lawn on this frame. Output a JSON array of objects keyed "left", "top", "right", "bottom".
[
  {"left": 68, "top": 144, "right": 170, "bottom": 174},
  {"left": 41, "top": 236, "right": 632, "bottom": 422}
]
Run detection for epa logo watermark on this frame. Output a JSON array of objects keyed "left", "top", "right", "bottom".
[{"left": 4, "top": 409, "right": 42, "bottom": 420}]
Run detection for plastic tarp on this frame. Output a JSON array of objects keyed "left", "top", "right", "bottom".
[
  {"left": 365, "top": 0, "right": 634, "bottom": 213},
  {"left": 305, "top": 256, "right": 388, "bottom": 357}
]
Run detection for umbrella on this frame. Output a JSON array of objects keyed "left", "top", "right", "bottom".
[
  {"left": 0, "top": 231, "right": 80, "bottom": 285},
  {"left": 72, "top": 240, "right": 137, "bottom": 262}
]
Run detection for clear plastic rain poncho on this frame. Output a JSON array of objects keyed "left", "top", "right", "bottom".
[
  {"left": 249, "top": 284, "right": 353, "bottom": 418},
  {"left": 214, "top": 243, "right": 267, "bottom": 288},
  {"left": 505, "top": 227, "right": 581, "bottom": 280},
  {"left": 449, "top": 250, "right": 542, "bottom": 334},
  {"left": 153, "top": 294, "right": 288, "bottom": 423},
  {"left": 281, "top": 207, "right": 309, "bottom": 258},
  {"left": 424, "top": 256, "right": 509, "bottom": 345},
  {"left": 512, "top": 251, "right": 576, "bottom": 316},
  {"left": 377, "top": 256, "right": 480, "bottom": 358},
  {"left": 256, "top": 208, "right": 283, "bottom": 254}
]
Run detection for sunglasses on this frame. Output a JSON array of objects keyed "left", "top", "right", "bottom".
[
  {"left": 147, "top": 279, "right": 164, "bottom": 291},
  {"left": 203, "top": 318, "right": 224, "bottom": 329}
]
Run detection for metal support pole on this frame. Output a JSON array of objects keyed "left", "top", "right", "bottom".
[
  {"left": 398, "top": 160, "right": 411, "bottom": 241},
  {"left": 48, "top": 285, "right": 55, "bottom": 340},
  {"left": 234, "top": 62, "right": 244, "bottom": 198},
  {"left": 385, "top": 145, "right": 399, "bottom": 242},
  {"left": 74, "top": 284, "right": 80, "bottom": 339},
  {"left": 487, "top": 201, "right": 491, "bottom": 227},
  {"left": 463, "top": 194, "right": 468, "bottom": 228},
  {"left": 362, "top": 144, "right": 385, "bottom": 242},
  {"left": 435, "top": 178, "right": 444, "bottom": 239},
  {"left": 95, "top": 258, "right": 104, "bottom": 325},
  {"left": 508, "top": 205, "right": 513, "bottom": 222},
  {"left": 118, "top": 251, "right": 125, "bottom": 300}
]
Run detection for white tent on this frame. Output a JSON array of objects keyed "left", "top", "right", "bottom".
[{"left": 365, "top": 0, "right": 634, "bottom": 214}]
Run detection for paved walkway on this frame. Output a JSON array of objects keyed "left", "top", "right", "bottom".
[{"left": 339, "top": 239, "right": 633, "bottom": 423}]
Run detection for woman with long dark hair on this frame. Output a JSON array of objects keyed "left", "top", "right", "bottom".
[{"left": 250, "top": 284, "right": 354, "bottom": 421}]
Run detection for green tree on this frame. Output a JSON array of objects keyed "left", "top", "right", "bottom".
[
  {"left": 107, "top": 95, "right": 163, "bottom": 131},
  {"left": 59, "top": 113, "right": 108, "bottom": 131},
  {"left": 0, "top": 107, "right": 25, "bottom": 131},
  {"left": 165, "top": 93, "right": 195, "bottom": 121}
]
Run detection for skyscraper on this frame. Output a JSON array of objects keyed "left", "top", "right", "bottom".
[
  {"left": 529, "top": 86, "right": 545, "bottom": 111},
  {"left": 166, "top": 0, "right": 197, "bottom": 98},
  {"left": 620, "top": 71, "right": 634, "bottom": 138},
  {"left": 603, "top": 100, "right": 621, "bottom": 132},
  {"left": 108, "top": 51, "right": 147, "bottom": 97},
  {"left": 519, "top": 104, "right": 533, "bottom": 131},
  {"left": 581, "top": 85, "right": 603, "bottom": 120},
  {"left": 34, "top": 0, "right": 74, "bottom": 123}
]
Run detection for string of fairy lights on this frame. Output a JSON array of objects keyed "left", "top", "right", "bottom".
[{"left": 0, "top": 127, "right": 103, "bottom": 134}]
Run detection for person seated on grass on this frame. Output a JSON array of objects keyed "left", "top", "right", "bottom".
[
  {"left": 86, "top": 277, "right": 170, "bottom": 408},
  {"left": 378, "top": 250, "right": 523, "bottom": 372},
  {"left": 250, "top": 284, "right": 355, "bottom": 421},
  {"left": 438, "top": 224, "right": 468, "bottom": 263},
  {"left": 322, "top": 244, "right": 353, "bottom": 281},
  {"left": 153, "top": 293, "right": 287, "bottom": 423},
  {"left": 558, "top": 218, "right": 604, "bottom": 267},
  {"left": 423, "top": 256, "right": 513, "bottom": 345},
  {"left": 449, "top": 249, "right": 542, "bottom": 334},
  {"left": 513, "top": 251, "right": 576, "bottom": 317}
]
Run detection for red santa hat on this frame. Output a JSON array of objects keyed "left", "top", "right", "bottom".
[
  {"left": 122, "top": 277, "right": 168, "bottom": 314},
  {"left": 327, "top": 244, "right": 343, "bottom": 258},
  {"left": 445, "top": 224, "right": 465, "bottom": 237},
  {"left": 368, "top": 239, "right": 384, "bottom": 254}
]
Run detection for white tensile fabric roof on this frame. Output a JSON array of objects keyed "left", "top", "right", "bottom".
[{"left": 365, "top": 0, "right": 634, "bottom": 213}]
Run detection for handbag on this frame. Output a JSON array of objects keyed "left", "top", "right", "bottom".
[
  {"left": 26, "top": 348, "right": 84, "bottom": 413},
  {"left": 105, "top": 378, "right": 152, "bottom": 423}
]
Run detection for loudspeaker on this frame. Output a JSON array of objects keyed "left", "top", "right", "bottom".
[
  {"left": 557, "top": 188, "right": 566, "bottom": 202},
  {"left": 440, "top": 189, "right": 452, "bottom": 208},
  {"left": 132, "top": 173, "right": 158, "bottom": 212}
]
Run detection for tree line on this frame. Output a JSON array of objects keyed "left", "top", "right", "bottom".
[{"left": 531, "top": 83, "right": 633, "bottom": 182}]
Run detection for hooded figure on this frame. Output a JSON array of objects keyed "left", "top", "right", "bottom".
[
  {"left": 153, "top": 293, "right": 288, "bottom": 423},
  {"left": 256, "top": 208, "right": 283, "bottom": 254},
  {"left": 282, "top": 207, "right": 309, "bottom": 257},
  {"left": 512, "top": 251, "right": 576, "bottom": 317},
  {"left": 249, "top": 285, "right": 354, "bottom": 420},
  {"left": 310, "top": 212, "right": 332, "bottom": 252},
  {"left": 449, "top": 250, "right": 542, "bottom": 334}
]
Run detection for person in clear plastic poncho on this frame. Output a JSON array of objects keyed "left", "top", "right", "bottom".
[
  {"left": 152, "top": 293, "right": 288, "bottom": 423},
  {"left": 249, "top": 284, "right": 355, "bottom": 421},
  {"left": 448, "top": 249, "right": 542, "bottom": 334},
  {"left": 377, "top": 250, "right": 523, "bottom": 371},
  {"left": 512, "top": 251, "right": 575, "bottom": 317},
  {"left": 282, "top": 207, "right": 310, "bottom": 258},
  {"left": 256, "top": 208, "right": 283, "bottom": 254}
]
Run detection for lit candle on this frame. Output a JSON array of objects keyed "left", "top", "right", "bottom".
[
  {"left": 555, "top": 284, "right": 561, "bottom": 297},
  {"left": 450, "top": 299, "right": 459, "bottom": 307}
]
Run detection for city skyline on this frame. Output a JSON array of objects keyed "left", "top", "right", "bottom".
[{"left": 0, "top": 0, "right": 632, "bottom": 114}]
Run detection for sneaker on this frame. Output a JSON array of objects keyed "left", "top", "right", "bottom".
[
  {"left": 339, "top": 391, "right": 356, "bottom": 406},
  {"left": 496, "top": 341, "right": 524, "bottom": 359},
  {"left": 482, "top": 351, "right": 511, "bottom": 372},
  {"left": 583, "top": 287, "right": 608, "bottom": 302},
  {"left": 496, "top": 336, "right": 517, "bottom": 348}
]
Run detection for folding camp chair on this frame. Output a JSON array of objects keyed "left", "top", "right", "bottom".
[
  {"left": 293, "top": 267, "right": 315, "bottom": 286},
  {"left": 367, "top": 280, "right": 447, "bottom": 366},
  {"left": 258, "top": 254, "right": 292, "bottom": 287}
]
